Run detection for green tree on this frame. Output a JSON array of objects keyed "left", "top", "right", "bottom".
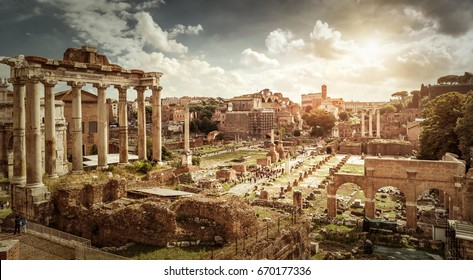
[
  {"left": 419, "top": 92, "right": 465, "bottom": 160},
  {"left": 391, "top": 90, "right": 408, "bottom": 108},
  {"left": 338, "top": 111, "right": 349, "bottom": 122},
  {"left": 409, "top": 90, "right": 420, "bottom": 108},
  {"left": 380, "top": 104, "right": 396, "bottom": 114},
  {"left": 302, "top": 109, "right": 336, "bottom": 138},
  {"left": 455, "top": 92, "right": 473, "bottom": 166}
]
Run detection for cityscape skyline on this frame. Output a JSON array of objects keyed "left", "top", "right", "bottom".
[{"left": 1, "top": 0, "right": 473, "bottom": 103}]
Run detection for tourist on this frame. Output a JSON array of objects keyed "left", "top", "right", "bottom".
[
  {"left": 13, "top": 216, "right": 21, "bottom": 235},
  {"left": 20, "top": 217, "right": 27, "bottom": 234}
]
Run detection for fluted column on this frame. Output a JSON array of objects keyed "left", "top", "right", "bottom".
[
  {"left": 10, "top": 77, "right": 26, "bottom": 186},
  {"left": 25, "top": 77, "right": 43, "bottom": 187},
  {"left": 368, "top": 110, "right": 373, "bottom": 137},
  {"left": 135, "top": 86, "right": 147, "bottom": 160},
  {"left": 116, "top": 85, "right": 129, "bottom": 163},
  {"left": 376, "top": 109, "right": 381, "bottom": 138},
  {"left": 361, "top": 110, "right": 365, "bottom": 137},
  {"left": 43, "top": 79, "right": 58, "bottom": 178},
  {"left": 94, "top": 83, "right": 109, "bottom": 169},
  {"left": 68, "top": 81, "right": 84, "bottom": 172},
  {"left": 152, "top": 86, "right": 162, "bottom": 162}
]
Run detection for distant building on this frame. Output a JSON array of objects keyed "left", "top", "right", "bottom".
[{"left": 301, "top": 85, "right": 345, "bottom": 112}]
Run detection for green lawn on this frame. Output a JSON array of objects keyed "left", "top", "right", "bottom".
[{"left": 112, "top": 243, "right": 208, "bottom": 260}]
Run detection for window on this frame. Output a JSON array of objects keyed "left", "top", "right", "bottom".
[{"left": 89, "top": 121, "right": 98, "bottom": 133}]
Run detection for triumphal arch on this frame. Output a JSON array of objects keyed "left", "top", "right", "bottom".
[
  {"left": 1, "top": 46, "right": 163, "bottom": 222},
  {"left": 329, "top": 154, "right": 473, "bottom": 229}
]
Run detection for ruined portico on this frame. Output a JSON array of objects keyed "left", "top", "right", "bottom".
[
  {"left": 328, "top": 154, "right": 468, "bottom": 229},
  {"left": 1, "top": 46, "right": 163, "bottom": 222}
]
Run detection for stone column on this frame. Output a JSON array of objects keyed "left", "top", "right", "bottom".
[
  {"left": 151, "top": 86, "right": 162, "bottom": 162},
  {"left": 270, "top": 129, "right": 274, "bottom": 144},
  {"left": 135, "top": 86, "right": 147, "bottom": 160},
  {"left": 0, "top": 78, "right": 8, "bottom": 101},
  {"left": 368, "top": 110, "right": 373, "bottom": 137},
  {"left": 376, "top": 109, "right": 381, "bottom": 138},
  {"left": 43, "top": 79, "right": 58, "bottom": 178},
  {"left": 116, "top": 85, "right": 129, "bottom": 164},
  {"left": 364, "top": 197, "right": 376, "bottom": 218},
  {"left": 361, "top": 110, "right": 365, "bottom": 137},
  {"left": 25, "top": 76, "right": 44, "bottom": 187},
  {"left": 181, "top": 106, "right": 192, "bottom": 166},
  {"left": 94, "top": 83, "right": 109, "bottom": 169},
  {"left": 10, "top": 78, "right": 26, "bottom": 186},
  {"left": 406, "top": 201, "right": 417, "bottom": 229},
  {"left": 68, "top": 81, "right": 84, "bottom": 172},
  {"left": 285, "top": 158, "right": 290, "bottom": 174},
  {"left": 327, "top": 194, "right": 337, "bottom": 217}
]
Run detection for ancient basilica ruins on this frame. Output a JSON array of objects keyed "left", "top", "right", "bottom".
[{"left": 1, "top": 47, "right": 473, "bottom": 260}]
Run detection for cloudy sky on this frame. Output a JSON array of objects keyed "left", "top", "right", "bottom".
[{"left": 1, "top": 0, "right": 473, "bottom": 103}]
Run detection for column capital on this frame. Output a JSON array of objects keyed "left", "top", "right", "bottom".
[
  {"left": 41, "top": 79, "right": 58, "bottom": 88},
  {"left": 151, "top": 85, "right": 163, "bottom": 92},
  {"left": 93, "top": 83, "right": 109, "bottom": 90},
  {"left": 67, "top": 81, "right": 85, "bottom": 88},
  {"left": 8, "top": 77, "right": 26, "bottom": 86},
  {"left": 134, "top": 86, "right": 147, "bottom": 92},
  {"left": 115, "top": 85, "right": 130, "bottom": 92}
]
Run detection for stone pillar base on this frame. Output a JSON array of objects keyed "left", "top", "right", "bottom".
[
  {"left": 364, "top": 200, "right": 375, "bottom": 218},
  {"left": 406, "top": 204, "right": 417, "bottom": 229},
  {"left": 11, "top": 184, "right": 51, "bottom": 224},
  {"left": 181, "top": 150, "right": 192, "bottom": 166},
  {"left": 327, "top": 196, "right": 336, "bottom": 217}
]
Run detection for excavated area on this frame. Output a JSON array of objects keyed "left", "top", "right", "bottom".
[{"left": 50, "top": 179, "right": 258, "bottom": 247}]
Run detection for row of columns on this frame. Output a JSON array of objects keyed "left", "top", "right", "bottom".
[
  {"left": 361, "top": 109, "right": 380, "bottom": 138},
  {"left": 10, "top": 77, "right": 162, "bottom": 189}
]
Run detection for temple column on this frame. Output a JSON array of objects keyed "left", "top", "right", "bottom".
[
  {"left": 270, "top": 129, "right": 274, "bottom": 144},
  {"left": 94, "top": 83, "right": 108, "bottom": 169},
  {"left": 368, "top": 110, "right": 373, "bottom": 137},
  {"left": 116, "top": 85, "right": 129, "bottom": 164},
  {"left": 151, "top": 86, "right": 162, "bottom": 162},
  {"left": 43, "top": 79, "right": 58, "bottom": 178},
  {"left": 68, "top": 81, "right": 84, "bottom": 172},
  {"left": 10, "top": 77, "right": 26, "bottom": 186},
  {"left": 25, "top": 76, "right": 43, "bottom": 187},
  {"left": 135, "top": 86, "right": 147, "bottom": 160},
  {"left": 361, "top": 110, "right": 365, "bottom": 137},
  {"left": 181, "top": 106, "right": 193, "bottom": 166},
  {"left": 376, "top": 109, "right": 381, "bottom": 138}
]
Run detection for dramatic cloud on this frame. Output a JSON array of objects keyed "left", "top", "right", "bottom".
[
  {"left": 265, "top": 29, "right": 304, "bottom": 55},
  {"left": 308, "top": 20, "right": 356, "bottom": 59},
  {"left": 240, "top": 48, "right": 279, "bottom": 68},
  {"left": 169, "top": 24, "right": 203, "bottom": 38}
]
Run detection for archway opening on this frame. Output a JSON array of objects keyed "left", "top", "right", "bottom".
[
  {"left": 415, "top": 189, "right": 450, "bottom": 240},
  {"left": 335, "top": 183, "right": 366, "bottom": 223},
  {"left": 374, "top": 186, "right": 406, "bottom": 222}
]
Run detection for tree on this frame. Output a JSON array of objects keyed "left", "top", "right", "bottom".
[
  {"left": 380, "top": 104, "right": 396, "bottom": 114},
  {"left": 455, "top": 92, "right": 473, "bottom": 166},
  {"left": 304, "top": 105, "right": 313, "bottom": 113},
  {"left": 391, "top": 91, "right": 408, "bottom": 108},
  {"left": 302, "top": 109, "right": 336, "bottom": 138},
  {"left": 409, "top": 90, "right": 420, "bottom": 108},
  {"left": 419, "top": 92, "right": 465, "bottom": 160},
  {"left": 338, "top": 111, "right": 349, "bottom": 122}
]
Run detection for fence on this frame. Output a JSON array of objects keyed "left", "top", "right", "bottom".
[
  {"left": 203, "top": 213, "right": 309, "bottom": 260},
  {"left": 28, "top": 222, "right": 128, "bottom": 260}
]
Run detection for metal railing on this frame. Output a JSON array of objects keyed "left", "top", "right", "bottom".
[{"left": 27, "top": 222, "right": 128, "bottom": 260}]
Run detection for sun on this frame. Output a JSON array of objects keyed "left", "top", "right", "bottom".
[{"left": 357, "top": 40, "right": 382, "bottom": 61}]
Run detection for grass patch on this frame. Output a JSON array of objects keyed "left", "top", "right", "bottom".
[
  {"left": 339, "top": 164, "right": 364, "bottom": 174},
  {"left": 200, "top": 150, "right": 267, "bottom": 168},
  {"left": 0, "top": 208, "right": 11, "bottom": 219},
  {"left": 113, "top": 243, "right": 208, "bottom": 260}
]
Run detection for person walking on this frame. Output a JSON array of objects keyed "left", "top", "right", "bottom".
[
  {"left": 13, "top": 216, "right": 21, "bottom": 235},
  {"left": 20, "top": 217, "right": 27, "bottom": 234}
]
